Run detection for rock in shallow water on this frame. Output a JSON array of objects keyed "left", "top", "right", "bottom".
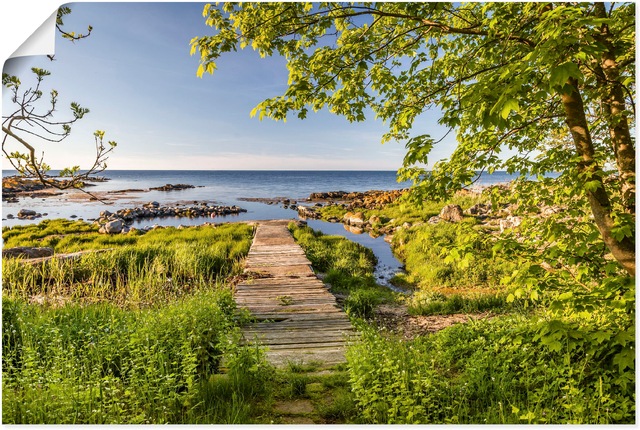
[
  {"left": 17, "top": 209, "right": 37, "bottom": 218},
  {"left": 100, "top": 219, "right": 123, "bottom": 234}
]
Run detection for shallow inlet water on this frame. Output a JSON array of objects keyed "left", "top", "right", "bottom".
[{"left": 305, "top": 219, "right": 406, "bottom": 292}]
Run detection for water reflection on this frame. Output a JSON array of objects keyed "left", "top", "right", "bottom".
[{"left": 305, "top": 219, "right": 407, "bottom": 293}]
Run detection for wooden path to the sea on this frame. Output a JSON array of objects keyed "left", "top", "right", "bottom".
[{"left": 235, "top": 220, "right": 356, "bottom": 367}]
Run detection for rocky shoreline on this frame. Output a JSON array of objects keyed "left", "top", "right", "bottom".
[
  {"left": 3, "top": 175, "right": 204, "bottom": 204},
  {"left": 94, "top": 201, "right": 247, "bottom": 234},
  {"left": 2, "top": 176, "right": 80, "bottom": 202},
  {"left": 293, "top": 187, "right": 564, "bottom": 248}
]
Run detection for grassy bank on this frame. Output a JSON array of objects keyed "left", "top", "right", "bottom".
[
  {"left": 288, "top": 222, "right": 398, "bottom": 318},
  {"left": 315, "top": 194, "right": 516, "bottom": 316},
  {"left": 3, "top": 220, "right": 252, "bottom": 306},
  {"left": 2, "top": 220, "right": 273, "bottom": 424}
]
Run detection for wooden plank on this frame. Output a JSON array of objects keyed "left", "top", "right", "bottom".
[
  {"left": 234, "top": 221, "right": 356, "bottom": 368},
  {"left": 248, "top": 312, "right": 348, "bottom": 321},
  {"left": 246, "top": 321, "right": 353, "bottom": 331},
  {"left": 241, "top": 334, "right": 351, "bottom": 345},
  {"left": 236, "top": 288, "right": 330, "bottom": 295},
  {"left": 243, "top": 330, "right": 357, "bottom": 341},
  {"left": 264, "top": 341, "right": 348, "bottom": 350},
  {"left": 243, "top": 327, "right": 355, "bottom": 336}
]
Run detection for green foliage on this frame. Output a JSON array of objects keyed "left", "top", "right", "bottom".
[
  {"left": 344, "top": 288, "right": 382, "bottom": 319},
  {"left": 192, "top": 3, "right": 633, "bottom": 193},
  {"left": 393, "top": 221, "right": 514, "bottom": 292},
  {"left": 1, "top": 291, "right": 273, "bottom": 424},
  {"left": 347, "top": 310, "right": 635, "bottom": 424},
  {"left": 192, "top": 1, "right": 636, "bottom": 281},
  {"left": 56, "top": 6, "right": 93, "bottom": 41},
  {"left": 488, "top": 178, "right": 634, "bottom": 307}
]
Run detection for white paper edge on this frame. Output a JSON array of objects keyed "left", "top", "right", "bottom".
[
  {"left": 9, "top": 10, "right": 57, "bottom": 59},
  {"left": 1, "top": 1, "right": 60, "bottom": 64}
]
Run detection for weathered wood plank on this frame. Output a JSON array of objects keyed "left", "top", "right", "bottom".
[
  {"left": 234, "top": 220, "right": 355, "bottom": 368},
  {"left": 242, "top": 331, "right": 353, "bottom": 340},
  {"left": 246, "top": 321, "right": 353, "bottom": 331}
]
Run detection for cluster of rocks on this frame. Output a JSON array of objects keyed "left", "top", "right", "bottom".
[
  {"left": 94, "top": 201, "right": 247, "bottom": 234},
  {"left": 2, "top": 176, "right": 106, "bottom": 202},
  {"left": 6, "top": 209, "right": 49, "bottom": 221},
  {"left": 427, "top": 203, "right": 520, "bottom": 233},
  {"left": 427, "top": 204, "right": 465, "bottom": 224},
  {"left": 297, "top": 205, "right": 319, "bottom": 219},
  {"left": 427, "top": 202, "right": 566, "bottom": 234},
  {"left": 342, "top": 211, "right": 416, "bottom": 239},
  {"left": 307, "top": 189, "right": 407, "bottom": 210},
  {"left": 149, "top": 183, "right": 196, "bottom": 191},
  {"left": 3, "top": 177, "right": 53, "bottom": 202}
]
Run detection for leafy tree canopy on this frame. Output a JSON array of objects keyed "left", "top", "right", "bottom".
[{"left": 192, "top": 2, "right": 635, "bottom": 275}]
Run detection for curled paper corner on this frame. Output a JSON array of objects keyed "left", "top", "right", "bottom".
[{"left": 9, "top": 9, "right": 57, "bottom": 59}]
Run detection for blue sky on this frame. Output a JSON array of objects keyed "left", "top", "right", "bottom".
[{"left": 2, "top": 2, "right": 455, "bottom": 171}]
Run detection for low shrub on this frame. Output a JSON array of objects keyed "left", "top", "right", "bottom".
[
  {"left": 344, "top": 288, "right": 383, "bottom": 319},
  {"left": 392, "top": 221, "right": 514, "bottom": 292},
  {"left": 1, "top": 290, "right": 273, "bottom": 424},
  {"left": 347, "top": 309, "right": 635, "bottom": 424},
  {"left": 407, "top": 290, "right": 512, "bottom": 316}
]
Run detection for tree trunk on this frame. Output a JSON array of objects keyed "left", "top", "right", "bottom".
[
  {"left": 561, "top": 77, "right": 635, "bottom": 276},
  {"left": 594, "top": 2, "right": 636, "bottom": 214}
]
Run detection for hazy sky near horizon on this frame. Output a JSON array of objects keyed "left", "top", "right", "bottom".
[{"left": 2, "top": 2, "right": 455, "bottom": 171}]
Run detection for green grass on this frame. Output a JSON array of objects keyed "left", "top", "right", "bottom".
[
  {"left": 391, "top": 220, "right": 513, "bottom": 292},
  {"left": 3, "top": 219, "right": 99, "bottom": 248},
  {"left": 288, "top": 222, "right": 397, "bottom": 305},
  {"left": 2, "top": 220, "right": 369, "bottom": 424},
  {"left": 2, "top": 220, "right": 276, "bottom": 424},
  {"left": 315, "top": 194, "right": 515, "bottom": 315},
  {"left": 3, "top": 221, "right": 253, "bottom": 306},
  {"left": 405, "top": 290, "right": 513, "bottom": 316},
  {"left": 7, "top": 211, "right": 628, "bottom": 424},
  {"left": 2, "top": 219, "right": 252, "bottom": 254}
]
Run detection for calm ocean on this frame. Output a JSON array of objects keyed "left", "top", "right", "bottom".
[{"left": 2, "top": 170, "right": 519, "bottom": 227}]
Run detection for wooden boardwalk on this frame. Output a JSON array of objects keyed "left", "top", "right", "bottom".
[{"left": 235, "top": 220, "right": 356, "bottom": 367}]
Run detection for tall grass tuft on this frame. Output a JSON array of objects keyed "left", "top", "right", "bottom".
[{"left": 3, "top": 222, "right": 252, "bottom": 307}]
